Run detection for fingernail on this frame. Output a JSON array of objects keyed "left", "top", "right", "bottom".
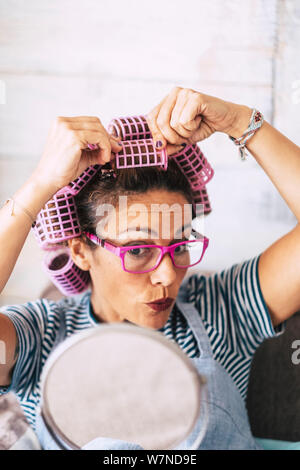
[
  {"left": 181, "top": 143, "right": 187, "bottom": 148},
  {"left": 87, "top": 143, "right": 98, "bottom": 150},
  {"left": 156, "top": 140, "right": 163, "bottom": 149}
]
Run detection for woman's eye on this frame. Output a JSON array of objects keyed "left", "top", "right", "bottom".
[
  {"left": 127, "top": 247, "right": 149, "bottom": 256},
  {"left": 128, "top": 248, "right": 141, "bottom": 255},
  {"left": 174, "top": 244, "right": 189, "bottom": 254}
]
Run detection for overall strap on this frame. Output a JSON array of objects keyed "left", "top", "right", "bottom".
[{"left": 175, "top": 298, "right": 213, "bottom": 359}]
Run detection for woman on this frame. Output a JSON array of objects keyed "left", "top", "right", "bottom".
[{"left": 0, "top": 88, "right": 299, "bottom": 450}]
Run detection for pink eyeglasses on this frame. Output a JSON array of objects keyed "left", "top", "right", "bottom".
[{"left": 83, "top": 231, "right": 209, "bottom": 274}]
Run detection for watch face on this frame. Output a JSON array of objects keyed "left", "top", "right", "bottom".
[{"left": 41, "top": 323, "right": 207, "bottom": 450}]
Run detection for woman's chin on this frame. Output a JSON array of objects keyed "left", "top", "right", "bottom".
[
  {"left": 139, "top": 306, "right": 172, "bottom": 329},
  {"left": 143, "top": 318, "right": 168, "bottom": 330},
  {"left": 123, "top": 303, "right": 173, "bottom": 329}
]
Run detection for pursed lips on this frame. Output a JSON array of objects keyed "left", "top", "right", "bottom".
[{"left": 146, "top": 297, "right": 174, "bottom": 304}]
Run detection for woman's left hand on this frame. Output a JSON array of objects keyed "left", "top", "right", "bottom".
[{"left": 146, "top": 87, "right": 252, "bottom": 152}]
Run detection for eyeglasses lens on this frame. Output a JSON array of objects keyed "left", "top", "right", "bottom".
[{"left": 124, "top": 241, "right": 205, "bottom": 273}]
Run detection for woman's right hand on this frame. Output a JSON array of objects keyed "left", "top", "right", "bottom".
[{"left": 32, "top": 116, "right": 123, "bottom": 194}]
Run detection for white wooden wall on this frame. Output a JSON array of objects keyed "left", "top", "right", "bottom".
[{"left": 0, "top": 0, "right": 299, "bottom": 305}]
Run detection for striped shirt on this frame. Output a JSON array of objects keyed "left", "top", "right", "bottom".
[{"left": 0, "top": 254, "right": 284, "bottom": 429}]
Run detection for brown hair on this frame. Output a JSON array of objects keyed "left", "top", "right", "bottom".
[{"left": 74, "top": 158, "right": 194, "bottom": 249}]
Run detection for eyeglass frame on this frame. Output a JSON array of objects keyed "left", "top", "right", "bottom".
[{"left": 83, "top": 231, "right": 209, "bottom": 274}]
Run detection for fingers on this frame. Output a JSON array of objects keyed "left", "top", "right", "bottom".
[
  {"left": 59, "top": 117, "right": 122, "bottom": 165},
  {"left": 187, "top": 125, "right": 208, "bottom": 144},
  {"left": 74, "top": 130, "right": 115, "bottom": 165},
  {"left": 109, "top": 136, "right": 123, "bottom": 154},
  {"left": 170, "top": 89, "right": 193, "bottom": 138},
  {"left": 146, "top": 103, "right": 168, "bottom": 150},
  {"left": 147, "top": 87, "right": 200, "bottom": 148},
  {"left": 41, "top": 116, "right": 124, "bottom": 191},
  {"left": 155, "top": 88, "right": 189, "bottom": 145},
  {"left": 182, "top": 115, "right": 202, "bottom": 132},
  {"left": 166, "top": 144, "right": 186, "bottom": 156},
  {"left": 172, "top": 91, "right": 204, "bottom": 140}
]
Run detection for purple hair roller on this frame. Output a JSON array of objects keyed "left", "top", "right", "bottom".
[
  {"left": 32, "top": 193, "right": 80, "bottom": 248},
  {"left": 108, "top": 115, "right": 151, "bottom": 141},
  {"left": 170, "top": 144, "right": 214, "bottom": 191},
  {"left": 115, "top": 139, "right": 168, "bottom": 170},
  {"left": 56, "top": 165, "right": 101, "bottom": 197},
  {"left": 43, "top": 248, "right": 90, "bottom": 296},
  {"left": 192, "top": 187, "right": 212, "bottom": 217},
  {"left": 32, "top": 166, "right": 102, "bottom": 248},
  {"left": 108, "top": 116, "right": 214, "bottom": 188}
]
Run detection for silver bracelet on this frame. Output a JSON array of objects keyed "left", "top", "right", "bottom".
[{"left": 229, "top": 109, "right": 264, "bottom": 161}]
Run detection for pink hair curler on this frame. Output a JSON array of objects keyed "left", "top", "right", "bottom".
[
  {"left": 115, "top": 139, "right": 168, "bottom": 170},
  {"left": 108, "top": 116, "right": 214, "bottom": 184},
  {"left": 32, "top": 193, "right": 81, "bottom": 248},
  {"left": 192, "top": 187, "right": 212, "bottom": 217},
  {"left": 170, "top": 145, "right": 214, "bottom": 191},
  {"left": 108, "top": 115, "right": 151, "bottom": 141},
  {"left": 56, "top": 165, "right": 101, "bottom": 196},
  {"left": 43, "top": 248, "right": 90, "bottom": 296},
  {"left": 32, "top": 166, "right": 102, "bottom": 248}
]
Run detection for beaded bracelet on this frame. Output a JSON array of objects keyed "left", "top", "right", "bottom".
[{"left": 229, "top": 109, "right": 264, "bottom": 161}]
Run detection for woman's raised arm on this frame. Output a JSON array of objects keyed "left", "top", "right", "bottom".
[
  {"left": 147, "top": 87, "right": 300, "bottom": 326},
  {"left": 0, "top": 117, "right": 122, "bottom": 385},
  {"left": 0, "top": 116, "right": 122, "bottom": 295}
]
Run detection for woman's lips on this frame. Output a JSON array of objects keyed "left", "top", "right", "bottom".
[{"left": 146, "top": 298, "right": 174, "bottom": 312}]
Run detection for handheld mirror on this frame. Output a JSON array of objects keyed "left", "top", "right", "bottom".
[{"left": 39, "top": 323, "right": 208, "bottom": 450}]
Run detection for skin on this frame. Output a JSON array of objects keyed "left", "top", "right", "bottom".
[{"left": 68, "top": 190, "right": 190, "bottom": 330}]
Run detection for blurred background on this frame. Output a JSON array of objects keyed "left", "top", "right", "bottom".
[{"left": 0, "top": 0, "right": 299, "bottom": 306}]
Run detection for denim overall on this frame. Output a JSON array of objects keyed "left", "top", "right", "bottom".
[{"left": 36, "top": 290, "right": 262, "bottom": 450}]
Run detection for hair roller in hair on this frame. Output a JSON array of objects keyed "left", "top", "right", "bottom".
[
  {"left": 108, "top": 115, "right": 151, "bottom": 141},
  {"left": 192, "top": 187, "right": 212, "bottom": 217},
  {"left": 32, "top": 166, "right": 102, "bottom": 248},
  {"left": 115, "top": 139, "right": 168, "bottom": 170},
  {"left": 168, "top": 144, "right": 214, "bottom": 217},
  {"left": 32, "top": 193, "right": 81, "bottom": 248},
  {"left": 170, "top": 144, "right": 214, "bottom": 191},
  {"left": 43, "top": 248, "right": 90, "bottom": 296},
  {"left": 55, "top": 165, "right": 101, "bottom": 196}
]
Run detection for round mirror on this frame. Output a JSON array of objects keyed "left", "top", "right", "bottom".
[{"left": 40, "top": 323, "right": 208, "bottom": 450}]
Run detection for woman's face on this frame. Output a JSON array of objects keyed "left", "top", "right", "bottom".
[{"left": 72, "top": 190, "right": 192, "bottom": 329}]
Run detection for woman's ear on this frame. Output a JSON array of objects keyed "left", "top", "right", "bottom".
[{"left": 68, "top": 237, "right": 91, "bottom": 271}]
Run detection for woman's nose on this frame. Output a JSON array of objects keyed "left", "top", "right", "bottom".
[{"left": 150, "top": 253, "right": 177, "bottom": 286}]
